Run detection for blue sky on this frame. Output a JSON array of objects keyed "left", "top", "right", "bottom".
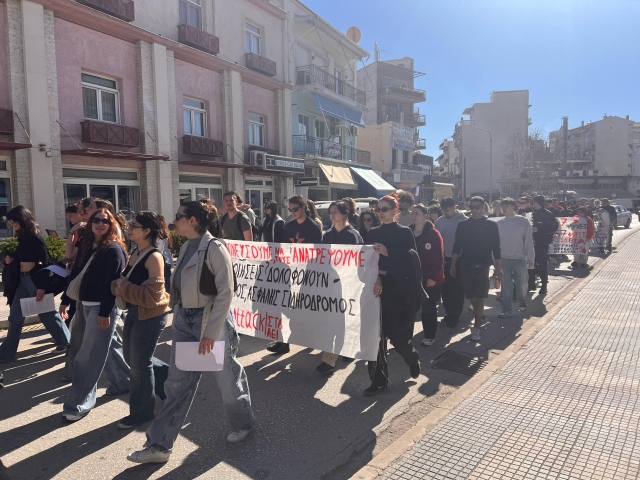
[{"left": 302, "top": 0, "right": 640, "bottom": 159}]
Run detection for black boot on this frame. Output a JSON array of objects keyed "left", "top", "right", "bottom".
[{"left": 266, "top": 342, "right": 290, "bottom": 354}]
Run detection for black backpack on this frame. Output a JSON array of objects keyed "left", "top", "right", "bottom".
[{"left": 221, "top": 212, "right": 259, "bottom": 240}]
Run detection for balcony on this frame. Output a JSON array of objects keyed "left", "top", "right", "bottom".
[
  {"left": 379, "top": 84, "right": 426, "bottom": 103},
  {"left": 78, "top": 0, "right": 135, "bottom": 22},
  {"left": 404, "top": 111, "right": 426, "bottom": 127},
  {"left": 414, "top": 139, "right": 426, "bottom": 150},
  {"left": 80, "top": 120, "right": 140, "bottom": 147},
  {"left": 183, "top": 135, "right": 223, "bottom": 157},
  {"left": 292, "top": 135, "right": 370, "bottom": 166},
  {"left": 178, "top": 24, "right": 219, "bottom": 55},
  {"left": 400, "top": 162, "right": 423, "bottom": 172},
  {"left": 0, "top": 108, "right": 13, "bottom": 135},
  {"left": 296, "top": 65, "right": 366, "bottom": 106},
  {"left": 245, "top": 52, "right": 277, "bottom": 77}
]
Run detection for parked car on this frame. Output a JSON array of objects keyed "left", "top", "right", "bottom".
[{"left": 612, "top": 204, "right": 632, "bottom": 229}]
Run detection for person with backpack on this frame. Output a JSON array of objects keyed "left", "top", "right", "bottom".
[
  {"left": 0, "top": 206, "right": 70, "bottom": 363},
  {"left": 531, "top": 195, "right": 559, "bottom": 295},
  {"left": 127, "top": 201, "right": 255, "bottom": 464},
  {"left": 219, "top": 191, "right": 253, "bottom": 241}
]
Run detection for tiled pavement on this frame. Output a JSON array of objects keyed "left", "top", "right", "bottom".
[{"left": 383, "top": 234, "right": 640, "bottom": 479}]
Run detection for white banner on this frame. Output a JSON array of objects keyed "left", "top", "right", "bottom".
[
  {"left": 548, "top": 217, "right": 589, "bottom": 255},
  {"left": 225, "top": 241, "right": 381, "bottom": 361}
]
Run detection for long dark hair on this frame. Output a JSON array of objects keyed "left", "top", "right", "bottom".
[
  {"left": 306, "top": 199, "right": 321, "bottom": 221},
  {"left": 79, "top": 208, "right": 126, "bottom": 255},
  {"left": 358, "top": 208, "right": 380, "bottom": 239},
  {"left": 262, "top": 200, "right": 278, "bottom": 231},
  {"left": 181, "top": 201, "right": 218, "bottom": 236},
  {"left": 289, "top": 194, "right": 310, "bottom": 218},
  {"left": 134, "top": 211, "right": 169, "bottom": 245},
  {"left": 7, "top": 205, "right": 39, "bottom": 238}
]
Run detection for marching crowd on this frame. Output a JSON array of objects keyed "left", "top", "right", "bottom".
[{"left": 0, "top": 188, "right": 618, "bottom": 464}]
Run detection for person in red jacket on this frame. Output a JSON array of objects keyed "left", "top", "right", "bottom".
[
  {"left": 572, "top": 207, "right": 594, "bottom": 268},
  {"left": 410, "top": 204, "right": 445, "bottom": 346}
]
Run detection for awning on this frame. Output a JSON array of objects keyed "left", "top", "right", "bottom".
[
  {"left": 351, "top": 167, "right": 395, "bottom": 196},
  {"left": 433, "top": 182, "right": 455, "bottom": 188},
  {"left": 317, "top": 162, "right": 357, "bottom": 189},
  {"left": 62, "top": 148, "right": 169, "bottom": 161},
  {"left": 0, "top": 141, "right": 32, "bottom": 151},
  {"left": 313, "top": 94, "right": 365, "bottom": 128}
]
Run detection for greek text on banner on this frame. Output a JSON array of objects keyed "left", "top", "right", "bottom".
[{"left": 224, "top": 241, "right": 381, "bottom": 361}]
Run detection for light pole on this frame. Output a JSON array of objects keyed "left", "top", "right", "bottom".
[{"left": 475, "top": 128, "right": 493, "bottom": 203}]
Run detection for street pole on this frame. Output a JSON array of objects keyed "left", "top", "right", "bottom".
[{"left": 475, "top": 128, "right": 493, "bottom": 203}]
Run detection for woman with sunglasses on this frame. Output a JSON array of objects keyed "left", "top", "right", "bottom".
[
  {"left": 267, "top": 194, "right": 322, "bottom": 355},
  {"left": 261, "top": 201, "right": 286, "bottom": 242},
  {"left": 410, "top": 205, "right": 445, "bottom": 346},
  {"left": 315, "top": 201, "right": 363, "bottom": 375},
  {"left": 112, "top": 212, "right": 171, "bottom": 429},
  {"left": 128, "top": 202, "right": 255, "bottom": 464},
  {"left": 366, "top": 194, "right": 423, "bottom": 396},
  {"left": 358, "top": 209, "right": 380, "bottom": 244},
  {"left": 0, "top": 206, "right": 70, "bottom": 364},
  {"left": 62, "top": 208, "right": 127, "bottom": 421}
]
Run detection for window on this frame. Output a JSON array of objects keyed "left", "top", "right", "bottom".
[
  {"left": 179, "top": 0, "right": 201, "bottom": 29},
  {"left": 64, "top": 183, "right": 140, "bottom": 222},
  {"left": 403, "top": 150, "right": 409, "bottom": 164},
  {"left": 314, "top": 119, "right": 326, "bottom": 139},
  {"left": 298, "top": 114, "right": 310, "bottom": 136},
  {"left": 245, "top": 23, "right": 261, "bottom": 54},
  {"left": 334, "top": 68, "right": 343, "bottom": 95},
  {"left": 381, "top": 102, "right": 399, "bottom": 121},
  {"left": 392, "top": 148, "right": 398, "bottom": 169},
  {"left": 183, "top": 98, "right": 206, "bottom": 137},
  {"left": 82, "top": 73, "right": 119, "bottom": 123},
  {"left": 249, "top": 114, "right": 264, "bottom": 147}
]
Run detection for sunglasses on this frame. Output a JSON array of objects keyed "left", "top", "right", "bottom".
[
  {"left": 374, "top": 207, "right": 393, "bottom": 213},
  {"left": 92, "top": 217, "right": 111, "bottom": 225},
  {"left": 469, "top": 205, "right": 483, "bottom": 210},
  {"left": 175, "top": 213, "right": 188, "bottom": 221},
  {"left": 129, "top": 223, "right": 143, "bottom": 229},
  {"left": 363, "top": 217, "right": 373, "bottom": 222},
  {"left": 288, "top": 207, "right": 300, "bottom": 213}
]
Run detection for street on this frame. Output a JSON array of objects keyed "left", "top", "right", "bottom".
[{"left": 1, "top": 220, "right": 639, "bottom": 480}]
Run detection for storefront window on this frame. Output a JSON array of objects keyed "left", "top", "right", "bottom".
[
  {"left": 0, "top": 178, "right": 12, "bottom": 235},
  {"left": 118, "top": 186, "right": 141, "bottom": 221}
]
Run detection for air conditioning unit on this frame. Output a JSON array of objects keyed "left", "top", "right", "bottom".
[
  {"left": 349, "top": 125, "right": 358, "bottom": 136},
  {"left": 249, "top": 150, "right": 267, "bottom": 167}
]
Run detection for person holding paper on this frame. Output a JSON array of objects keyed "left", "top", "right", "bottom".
[
  {"left": 127, "top": 201, "right": 255, "bottom": 465},
  {"left": 62, "top": 209, "right": 127, "bottom": 421},
  {"left": 112, "top": 211, "right": 171, "bottom": 430},
  {"left": 0, "top": 206, "right": 70, "bottom": 364}
]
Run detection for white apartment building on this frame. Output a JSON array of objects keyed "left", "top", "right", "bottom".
[{"left": 453, "top": 90, "right": 530, "bottom": 198}]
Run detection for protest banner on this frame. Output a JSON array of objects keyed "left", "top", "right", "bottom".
[
  {"left": 548, "top": 217, "right": 589, "bottom": 255},
  {"left": 224, "top": 241, "right": 381, "bottom": 361},
  {"left": 591, "top": 210, "right": 609, "bottom": 250}
]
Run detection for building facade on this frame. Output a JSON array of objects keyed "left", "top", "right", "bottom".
[{"left": 356, "top": 56, "right": 428, "bottom": 195}]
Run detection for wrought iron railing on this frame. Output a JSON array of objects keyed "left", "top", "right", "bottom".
[
  {"left": 292, "top": 135, "right": 370, "bottom": 165},
  {"left": 296, "top": 65, "right": 366, "bottom": 106}
]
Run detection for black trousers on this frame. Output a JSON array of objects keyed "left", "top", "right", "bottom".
[
  {"left": 441, "top": 257, "right": 463, "bottom": 320},
  {"left": 534, "top": 243, "right": 550, "bottom": 285},
  {"left": 368, "top": 278, "right": 419, "bottom": 388},
  {"left": 421, "top": 286, "right": 441, "bottom": 339}
]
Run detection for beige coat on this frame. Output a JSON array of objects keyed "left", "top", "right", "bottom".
[
  {"left": 111, "top": 277, "right": 170, "bottom": 321},
  {"left": 170, "top": 232, "right": 234, "bottom": 341}
]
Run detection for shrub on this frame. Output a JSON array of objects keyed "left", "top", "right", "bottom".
[
  {"left": 0, "top": 237, "right": 18, "bottom": 260},
  {"left": 170, "top": 230, "right": 186, "bottom": 258},
  {"left": 45, "top": 236, "right": 67, "bottom": 260}
]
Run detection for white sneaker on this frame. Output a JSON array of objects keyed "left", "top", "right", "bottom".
[
  {"left": 421, "top": 338, "right": 435, "bottom": 346},
  {"left": 127, "top": 447, "right": 171, "bottom": 464},
  {"left": 497, "top": 311, "right": 512, "bottom": 318},
  {"left": 227, "top": 428, "right": 252, "bottom": 443},
  {"left": 62, "top": 412, "right": 88, "bottom": 422},
  {"left": 470, "top": 328, "right": 481, "bottom": 342}
]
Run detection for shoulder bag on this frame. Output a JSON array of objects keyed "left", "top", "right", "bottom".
[
  {"left": 114, "top": 247, "right": 158, "bottom": 310},
  {"left": 66, "top": 253, "right": 96, "bottom": 301},
  {"left": 199, "top": 239, "right": 238, "bottom": 296}
]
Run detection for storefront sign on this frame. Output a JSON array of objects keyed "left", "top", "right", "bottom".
[
  {"left": 264, "top": 155, "right": 305, "bottom": 173},
  {"left": 400, "top": 170, "right": 424, "bottom": 182},
  {"left": 294, "top": 177, "right": 320, "bottom": 187},
  {"left": 392, "top": 122, "right": 414, "bottom": 140},
  {"left": 394, "top": 138, "right": 416, "bottom": 151},
  {"left": 225, "top": 241, "right": 381, "bottom": 361}
]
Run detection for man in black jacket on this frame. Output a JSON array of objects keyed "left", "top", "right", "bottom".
[
  {"left": 601, "top": 198, "right": 617, "bottom": 253},
  {"left": 532, "top": 195, "right": 558, "bottom": 295}
]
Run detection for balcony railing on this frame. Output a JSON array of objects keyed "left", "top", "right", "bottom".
[
  {"left": 178, "top": 24, "right": 219, "bottom": 55},
  {"left": 296, "top": 65, "right": 366, "bottom": 106},
  {"left": 183, "top": 135, "right": 223, "bottom": 157},
  {"left": 292, "top": 135, "right": 370, "bottom": 165},
  {"left": 0, "top": 109, "right": 13, "bottom": 135},
  {"left": 245, "top": 52, "right": 276, "bottom": 77},
  {"left": 81, "top": 120, "right": 140, "bottom": 147},
  {"left": 400, "top": 163, "right": 423, "bottom": 172},
  {"left": 414, "top": 139, "right": 426, "bottom": 150},
  {"left": 379, "top": 84, "right": 426, "bottom": 102},
  {"left": 78, "top": 0, "right": 135, "bottom": 22}
]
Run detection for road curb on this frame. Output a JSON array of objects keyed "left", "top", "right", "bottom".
[
  {"left": 0, "top": 315, "right": 40, "bottom": 331},
  {"left": 350, "top": 233, "right": 635, "bottom": 480}
]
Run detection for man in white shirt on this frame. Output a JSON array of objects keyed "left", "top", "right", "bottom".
[{"left": 496, "top": 198, "right": 535, "bottom": 317}]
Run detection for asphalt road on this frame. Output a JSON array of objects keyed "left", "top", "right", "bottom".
[{"left": 1, "top": 219, "right": 639, "bottom": 480}]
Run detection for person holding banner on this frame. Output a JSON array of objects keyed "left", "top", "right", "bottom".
[
  {"left": 315, "top": 201, "right": 364, "bottom": 375},
  {"left": 366, "top": 194, "right": 424, "bottom": 396},
  {"left": 572, "top": 207, "right": 595, "bottom": 268},
  {"left": 128, "top": 201, "right": 255, "bottom": 464},
  {"left": 267, "top": 194, "right": 323, "bottom": 355}
]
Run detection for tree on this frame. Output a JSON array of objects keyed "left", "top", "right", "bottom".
[{"left": 500, "top": 128, "right": 559, "bottom": 196}]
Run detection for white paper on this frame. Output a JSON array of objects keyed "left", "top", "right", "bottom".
[
  {"left": 20, "top": 294, "right": 56, "bottom": 317},
  {"left": 175, "top": 341, "right": 225, "bottom": 372},
  {"left": 45, "top": 265, "right": 70, "bottom": 278}
]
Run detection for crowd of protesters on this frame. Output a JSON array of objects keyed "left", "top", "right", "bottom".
[{"left": 0, "top": 187, "right": 621, "bottom": 464}]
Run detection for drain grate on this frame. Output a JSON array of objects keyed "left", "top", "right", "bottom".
[{"left": 431, "top": 350, "right": 487, "bottom": 376}]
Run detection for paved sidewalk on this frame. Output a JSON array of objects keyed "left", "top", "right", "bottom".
[{"left": 380, "top": 233, "right": 640, "bottom": 479}]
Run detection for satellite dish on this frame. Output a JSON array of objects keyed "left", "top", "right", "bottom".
[{"left": 346, "top": 26, "right": 362, "bottom": 44}]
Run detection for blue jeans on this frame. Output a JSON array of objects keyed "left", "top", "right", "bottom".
[
  {"left": 122, "top": 304, "right": 169, "bottom": 424},
  {"left": 0, "top": 275, "right": 70, "bottom": 362},
  {"left": 500, "top": 258, "right": 528, "bottom": 313},
  {"left": 145, "top": 307, "right": 256, "bottom": 452},
  {"left": 63, "top": 304, "right": 130, "bottom": 416}
]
